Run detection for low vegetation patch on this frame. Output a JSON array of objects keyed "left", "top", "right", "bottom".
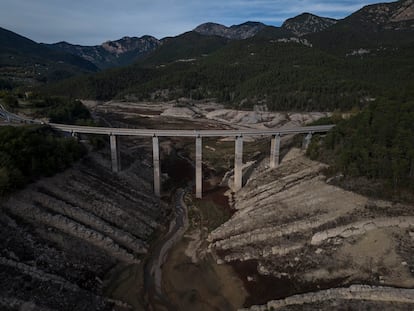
[
  {"left": 0, "top": 125, "right": 87, "bottom": 195},
  {"left": 193, "top": 200, "right": 231, "bottom": 232}
]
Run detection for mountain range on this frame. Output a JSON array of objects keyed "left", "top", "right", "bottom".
[
  {"left": 40, "top": 15, "right": 339, "bottom": 71},
  {"left": 0, "top": 27, "right": 98, "bottom": 85},
  {"left": 45, "top": 35, "right": 161, "bottom": 69},
  {"left": 0, "top": 0, "right": 413, "bottom": 88}
]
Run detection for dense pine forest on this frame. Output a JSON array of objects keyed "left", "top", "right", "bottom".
[
  {"left": 307, "top": 93, "right": 414, "bottom": 199},
  {"left": 43, "top": 39, "right": 414, "bottom": 113}
]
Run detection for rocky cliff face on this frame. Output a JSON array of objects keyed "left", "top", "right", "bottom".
[
  {"left": 345, "top": 0, "right": 414, "bottom": 31},
  {"left": 209, "top": 148, "right": 414, "bottom": 309},
  {"left": 193, "top": 22, "right": 267, "bottom": 39},
  {"left": 281, "top": 13, "right": 337, "bottom": 36},
  {"left": 0, "top": 147, "right": 164, "bottom": 310},
  {"left": 101, "top": 35, "right": 160, "bottom": 55},
  {"left": 48, "top": 35, "right": 161, "bottom": 69}
]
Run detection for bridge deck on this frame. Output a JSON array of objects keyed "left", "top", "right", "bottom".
[{"left": 49, "top": 123, "right": 335, "bottom": 137}]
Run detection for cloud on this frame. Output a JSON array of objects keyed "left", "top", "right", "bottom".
[{"left": 0, "top": 0, "right": 393, "bottom": 44}]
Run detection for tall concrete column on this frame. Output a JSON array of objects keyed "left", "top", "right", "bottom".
[
  {"left": 303, "top": 132, "right": 313, "bottom": 150},
  {"left": 110, "top": 134, "right": 120, "bottom": 173},
  {"left": 195, "top": 136, "right": 203, "bottom": 199},
  {"left": 234, "top": 135, "right": 243, "bottom": 192},
  {"left": 152, "top": 136, "right": 161, "bottom": 197},
  {"left": 71, "top": 131, "right": 79, "bottom": 141},
  {"left": 270, "top": 134, "right": 281, "bottom": 168}
]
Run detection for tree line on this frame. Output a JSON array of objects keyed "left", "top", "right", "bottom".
[{"left": 308, "top": 95, "right": 414, "bottom": 198}]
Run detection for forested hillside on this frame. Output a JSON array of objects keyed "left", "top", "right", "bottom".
[
  {"left": 44, "top": 37, "right": 414, "bottom": 112},
  {"left": 38, "top": 1, "right": 414, "bottom": 112},
  {"left": 308, "top": 92, "right": 414, "bottom": 199},
  {"left": 0, "top": 27, "right": 98, "bottom": 85}
]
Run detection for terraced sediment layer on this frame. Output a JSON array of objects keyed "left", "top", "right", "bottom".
[
  {"left": 209, "top": 148, "right": 414, "bottom": 310},
  {"left": 0, "top": 150, "right": 163, "bottom": 310}
]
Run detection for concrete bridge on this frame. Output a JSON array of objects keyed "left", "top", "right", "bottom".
[{"left": 49, "top": 123, "right": 335, "bottom": 198}]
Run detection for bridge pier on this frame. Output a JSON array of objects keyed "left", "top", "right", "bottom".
[
  {"left": 110, "top": 134, "right": 120, "bottom": 173},
  {"left": 195, "top": 136, "right": 202, "bottom": 199},
  {"left": 270, "top": 134, "right": 281, "bottom": 168},
  {"left": 234, "top": 135, "right": 243, "bottom": 191},
  {"left": 71, "top": 131, "right": 79, "bottom": 140},
  {"left": 303, "top": 132, "right": 313, "bottom": 150},
  {"left": 46, "top": 123, "right": 334, "bottom": 198},
  {"left": 152, "top": 136, "right": 161, "bottom": 197}
]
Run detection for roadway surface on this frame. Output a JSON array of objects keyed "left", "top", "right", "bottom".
[
  {"left": 49, "top": 123, "right": 335, "bottom": 137},
  {"left": 0, "top": 105, "right": 335, "bottom": 137}
]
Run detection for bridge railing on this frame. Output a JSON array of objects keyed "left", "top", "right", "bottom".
[{"left": 49, "top": 123, "right": 335, "bottom": 137}]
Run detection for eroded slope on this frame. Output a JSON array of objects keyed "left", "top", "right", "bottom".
[
  {"left": 209, "top": 149, "right": 414, "bottom": 310},
  {"left": 0, "top": 150, "right": 163, "bottom": 310}
]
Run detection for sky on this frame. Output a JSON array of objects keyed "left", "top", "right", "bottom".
[{"left": 0, "top": 0, "right": 393, "bottom": 45}]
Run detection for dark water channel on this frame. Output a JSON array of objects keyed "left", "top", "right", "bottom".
[{"left": 143, "top": 149, "right": 193, "bottom": 310}]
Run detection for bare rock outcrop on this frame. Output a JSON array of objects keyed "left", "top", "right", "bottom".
[
  {"left": 209, "top": 148, "right": 414, "bottom": 309},
  {"left": 311, "top": 217, "right": 414, "bottom": 245},
  {"left": 241, "top": 285, "right": 414, "bottom": 310}
]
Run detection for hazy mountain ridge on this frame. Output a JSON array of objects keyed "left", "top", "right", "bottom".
[
  {"left": 2, "top": 0, "right": 414, "bottom": 87},
  {"left": 350, "top": 0, "right": 414, "bottom": 29},
  {"left": 193, "top": 21, "right": 267, "bottom": 39},
  {"left": 193, "top": 14, "right": 338, "bottom": 40},
  {"left": 47, "top": 35, "right": 161, "bottom": 69},
  {"left": 306, "top": 0, "right": 414, "bottom": 52},
  {"left": 0, "top": 27, "right": 98, "bottom": 85}
]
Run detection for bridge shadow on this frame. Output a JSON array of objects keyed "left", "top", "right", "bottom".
[{"left": 241, "top": 139, "right": 294, "bottom": 186}]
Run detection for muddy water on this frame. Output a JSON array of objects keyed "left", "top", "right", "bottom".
[
  {"left": 104, "top": 263, "right": 146, "bottom": 310},
  {"left": 105, "top": 144, "right": 247, "bottom": 311},
  {"left": 162, "top": 237, "right": 247, "bottom": 311},
  {"left": 143, "top": 189, "right": 189, "bottom": 310}
]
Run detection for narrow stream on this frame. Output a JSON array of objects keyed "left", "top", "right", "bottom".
[{"left": 143, "top": 188, "right": 189, "bottom": 310}]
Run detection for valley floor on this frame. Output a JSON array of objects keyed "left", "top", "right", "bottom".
[{"left": 2, "top": 99, "right": 413, "bottom": 310}]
